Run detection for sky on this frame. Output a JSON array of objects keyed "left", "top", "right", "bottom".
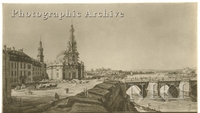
[{"left": 3, "top": 3, "right": 197, "bottom": 70}]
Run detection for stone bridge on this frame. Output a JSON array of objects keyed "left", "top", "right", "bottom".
[{"left": 125, "top": 79, "right": 197, "bottom": 100}]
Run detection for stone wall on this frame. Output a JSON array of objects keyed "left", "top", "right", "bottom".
[{"left": 63, "top": 80, "right": 138, "bottom": 113}]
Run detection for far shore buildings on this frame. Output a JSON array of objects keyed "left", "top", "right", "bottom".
[{"left": 47, "top": 24, "right": 84, "bottom": 80}]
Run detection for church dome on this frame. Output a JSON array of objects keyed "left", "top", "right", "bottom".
[{"left": 55, "top": 50, "right": 68, "bottom": 64}]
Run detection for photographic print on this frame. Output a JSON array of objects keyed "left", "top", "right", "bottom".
[{"left": 2, "top": 3, "right": 197, "bottom": 113}]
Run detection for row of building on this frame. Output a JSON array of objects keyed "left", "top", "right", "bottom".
[
  {"left": 3, "top": 40, "right": 46, "bottom": 104},
  {"left": 3, "top": 41, "right": 46, "bottom": 83}
]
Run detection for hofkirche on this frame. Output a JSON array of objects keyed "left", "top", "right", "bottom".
[{"left": 46, "top": 24, "right": 84, "bottom": 80}]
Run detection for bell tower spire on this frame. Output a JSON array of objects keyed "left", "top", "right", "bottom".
[
  {"left": 67, "top": 22, "right": 77, "bottom": 52},
  {"left": 67, "top": 23, "right": 79, "bottom": 65},
  {"left": 37, "top": 36, "right": 44, "bottom": 62}
]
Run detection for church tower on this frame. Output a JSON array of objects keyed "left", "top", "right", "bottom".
[
  {"left": 37, "top": 38, "right": 44, "bottom": 62},
  {"left": 67, "top": 24, "right": 79, "bottom": 65}
]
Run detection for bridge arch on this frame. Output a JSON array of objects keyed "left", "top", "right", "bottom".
[
  {"left": 159, "top": 84, "right": 179, "bottom": 98},
  {"left": 168, "top": 85, "right": 179, "bottom": 98},
  {"left": 126, "top": 85, "right": 142, "bottom": 100},
  {"left": 191, "top": 84, "right": 197, "bottom": 100},
  {"left": 126, "top": 83, "right": 148, "bottom": 98}
]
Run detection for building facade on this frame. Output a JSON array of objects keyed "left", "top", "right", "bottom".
[
  {"left": 3, "top": 48, "right": 11, "bottom": 104},
  {"left": 3, "top": 40, "right": 46, "bottom": 85},
  {"left": 47, "top": 24, "right": 84, "bottom": 80}
]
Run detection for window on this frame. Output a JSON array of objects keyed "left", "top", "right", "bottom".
[
  {"left": 21, "top": 63, "right": 22, "bottom": 68},
  {"left": 28, "top": 65, "right": 31, "bottom": 69},
  {"left": 28, "top": 71, "right": 31, "bottom": 75},
  {"left": 24, "top": 64, "right": 26, "bottom": 69}
]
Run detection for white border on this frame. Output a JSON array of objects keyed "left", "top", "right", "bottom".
[{"left": 0, "top": 1, "right": 199, "bottom": 113}]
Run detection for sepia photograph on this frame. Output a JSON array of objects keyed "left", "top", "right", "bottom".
[{"left": 2, "top": 3, "right": 197, "bottom": 113}]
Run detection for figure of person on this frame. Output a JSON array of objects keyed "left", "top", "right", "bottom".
[
  {"left": 84, "top": 88, "right": 86, "bottom": 97},
  {"left": 54, "top": 92, "right": 59, "bottom": 100},
  {"left": 65, "top": 88, "right": 69, "bottom": 93},
  {"left": 86, "top": 88, "right": 88, "bottom": 97},
  {"left": 84, "top": 88, "right": 88, "bottom": 97}
]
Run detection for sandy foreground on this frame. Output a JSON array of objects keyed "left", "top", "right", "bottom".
[
  {"left": 10, "top": 79, "right": 103, "bottom": 110},
  {"left": 9, "top": 79, "right": 197, "bottom": 112}
]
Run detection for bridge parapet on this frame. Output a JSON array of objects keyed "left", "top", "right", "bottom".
[{"left": 158, "top": 80, "right": 181, "bottom": 87}]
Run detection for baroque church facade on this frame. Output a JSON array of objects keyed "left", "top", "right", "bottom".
[{"left": 46, "top": 24, "right": 84, "bottom": 80}]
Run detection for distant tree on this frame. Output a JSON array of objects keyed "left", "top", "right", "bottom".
[{"left": 119, "top": 70, "right": 123, "bottom": 73}]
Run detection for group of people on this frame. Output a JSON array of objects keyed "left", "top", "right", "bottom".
[
  {"left": 14, "top": 84, "right": 26, "bottom": 91},
  {"left": 25, "top": 88, "right": 33, "bottom": 95},
  {"left": 14, "top": 84, "right": 26, "bottom": 90}
]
